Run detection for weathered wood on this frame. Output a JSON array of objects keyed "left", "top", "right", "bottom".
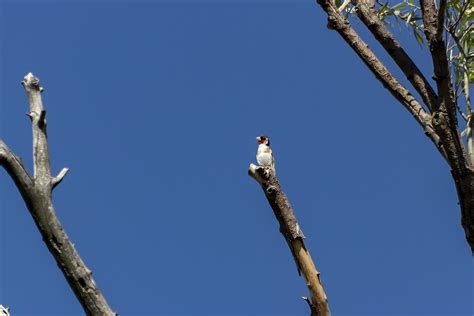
[
  {"left": 0, "top": 73, "right": 116, "bottom": 315},
  {"left": 249, "top": 164, "right": 330, "bottom": 316}
]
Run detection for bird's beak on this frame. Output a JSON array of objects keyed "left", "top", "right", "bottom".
[{"left": 256, "top": 136, "right": 260, "bottom": 142}]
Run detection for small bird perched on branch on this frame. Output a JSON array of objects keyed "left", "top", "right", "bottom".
[{"left": 256, "top": 135, "right": 275, "bottom": 175}]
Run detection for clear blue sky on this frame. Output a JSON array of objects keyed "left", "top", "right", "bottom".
[{"left": 1, "top": 1, "right": 472, "bottom": 315}]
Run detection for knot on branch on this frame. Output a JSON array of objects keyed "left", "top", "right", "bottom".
[
  {"left": 431, "top": 111, "right": 447, "bottom": 127},
  {"left": 326, "top": 18, "right": 336, "bottom": 30},
  {"left": 266, "top": 185, "right": 278, "bottom": 195},
  {"left": 22, "top": 72, "right": 43, "bottom": 92},
  {"left": 325, "top": 13, "right": 342, "bottom": 30}
]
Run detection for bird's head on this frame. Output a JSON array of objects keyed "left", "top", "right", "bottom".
[{"left": 256, "top": 135, "right": 270, "bottom": 146}]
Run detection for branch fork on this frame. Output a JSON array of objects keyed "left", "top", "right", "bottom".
[
  {"left": 316, "top": 0, "right": 474, "bottom": 252},
  {"left": 0, "top": 73, "right": 116, "bottom": 315}
]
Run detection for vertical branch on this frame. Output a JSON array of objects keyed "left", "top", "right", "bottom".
[
  {"left": 420, "top": 0, "right": 466, "bottom": 173},
  {"left": 249, "top": 164, "right": 330, "bottom": 316},
  {"left": 420, "top": 0, "right": 438, "bottom": 39},
  {"left": 464, "top": 73, "right": 473, "bottom": 165},
  {"left": 419, "top": 1, "right": 474, "bottom": 249},
  {"left": 23, "top": 73, "right": 50, "bottom": 181},
  {"left": 0, "top": 73, "right": 116, "bottom": 316}
]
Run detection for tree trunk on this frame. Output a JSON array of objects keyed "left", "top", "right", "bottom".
[{"left": 452, "top": 171, "right": 474, "bottom": 251}]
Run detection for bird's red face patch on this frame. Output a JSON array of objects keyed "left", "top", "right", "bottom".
[{"left": 257, "top": 135, "right": 269, "bottom": 145}]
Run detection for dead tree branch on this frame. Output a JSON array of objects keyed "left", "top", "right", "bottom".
[
  {"left": 249, "top": 164, "right": 330, "bottom": 316},
  {"left": 0, "top": 73, "right": 116, "bottom": 315}
]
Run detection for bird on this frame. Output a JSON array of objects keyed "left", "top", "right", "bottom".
[{"left": 256, "top": 135, "right": 275, "bottom": 174}]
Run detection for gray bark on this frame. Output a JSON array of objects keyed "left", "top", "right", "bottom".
[{"left": 0, "top": 73, "right": 116, "bottom": 315}]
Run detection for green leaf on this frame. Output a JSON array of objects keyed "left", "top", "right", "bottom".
[
  {"left": 391, "top": 2, "right": 407, "bottom": 11},
  {"left": 414, "top": 28, "right": 424, "bottom": 45},
  {"left": 406, "top": 11, "right": 413, "bottom": 25},
  {"left": 454, "top": 66, "right": 461, "bottom": 86}
]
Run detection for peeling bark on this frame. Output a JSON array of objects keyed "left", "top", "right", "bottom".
[
  {"left": 249, "top": 164, "right": 330, "bottom": 316},
  {"left": 0, "top": 73, "right": 116, "bottom": 315}
]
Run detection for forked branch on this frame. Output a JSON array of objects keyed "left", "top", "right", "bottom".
[
  {"left": 315, "top": 0, "right": 474, "bottom": 252},
  {"left": 351, "top": 0, "right": 438, "bottom": 112},
  {"left": 315, "top": 0, "right": 446, "bottom": 161},
  {"left": 0, "top": 73, "right": 116, "bottom": 316}
]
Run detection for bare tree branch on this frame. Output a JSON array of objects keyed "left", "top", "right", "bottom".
[
  {"left": 316, "top": 0, "right": 446, "bottom": 161},
  {"left": 0, "top": 140, "right": 33, "bottom": 203},
  {"left": 249, "top": 164, "right": 330, "bottom": 316},
  {"left": 436, "top": 0, "right": 447, "bottom": 40},
  {"left": 352, "top": 0, "right": 439, "bottom": 112},
  {"left": 0, "top": 73, "right": 116, "bottom": 316}
]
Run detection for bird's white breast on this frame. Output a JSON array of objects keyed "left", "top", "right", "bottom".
[
  {"left": 257, "top": 145, "right": 273, "bottom": 166},
  {"left": 257, "top": 152, "right": 273, "bottom": 166}
]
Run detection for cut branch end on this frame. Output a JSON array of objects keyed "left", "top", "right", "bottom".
[{"left": 22, "top": 72, "right": 42, "bottom": 92}]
